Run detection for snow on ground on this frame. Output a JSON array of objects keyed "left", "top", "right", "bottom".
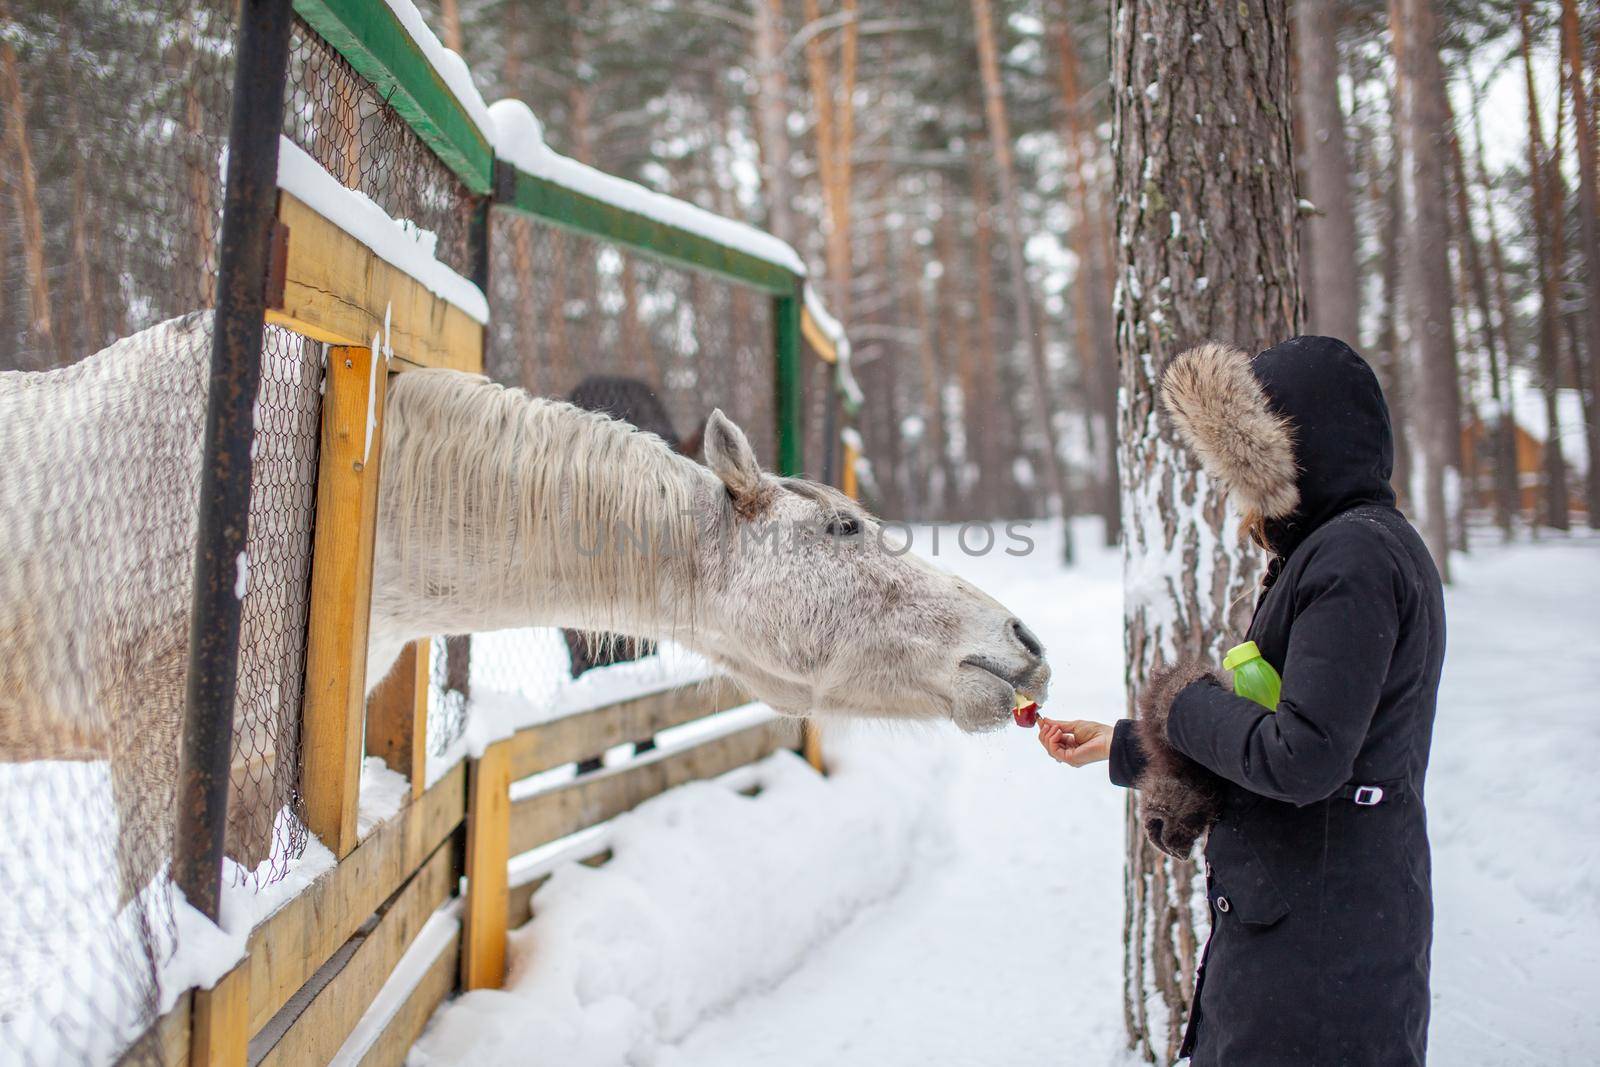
[{"left": 410, "top": 521, "right": 1600, "bottom": 1066}]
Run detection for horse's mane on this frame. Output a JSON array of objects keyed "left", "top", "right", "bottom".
[{"left": 379, "top": 368, "right": 707, "bottom": 637}]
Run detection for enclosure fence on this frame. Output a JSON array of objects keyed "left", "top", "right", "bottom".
[{"left": 0, "top": 0, "right": 856, "bottom": 1062}]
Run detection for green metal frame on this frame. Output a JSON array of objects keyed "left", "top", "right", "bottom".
[
  {"left": 292, "top": 0, "right": 495, "bottom": 194},
  {"left": 290, "top": 0, "right": 810, "bottom": 473},
  {"left": 496, "top": 165, "right": 799, "bottom": 297},
  {"left": 773, "top": 295, "right": 803, "bottom": 476}
]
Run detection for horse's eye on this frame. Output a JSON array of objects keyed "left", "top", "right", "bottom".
[{"left": 824, "top": 516, "right": 862, "bottom": 537}]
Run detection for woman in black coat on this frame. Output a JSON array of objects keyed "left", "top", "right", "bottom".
[{"left": 1039, "top": 336, "right": 1446, "bottom": 1065}]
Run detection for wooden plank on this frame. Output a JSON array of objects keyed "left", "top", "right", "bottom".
[
  {"left": 116, "top": 992, "right": 191, "bottom": 1067},
  {"left": 301, "top": 342, "right": 388, "bottom": 859},
  {"left": 498, "top": 170, "right": 799, "bottom": 296},
  {"left": 801, "top": 722, "right": 826, "bottom": 773},
  {"left": 461, "top": 741, "right": 511, "bottom": 991},
  {"left": 190, "top": 965, "right": 250, "bottom": 1067},
  {"left": 353, "top": 925, "right": 461, "bottom": 1067},
  {"left": 244, "top": 762, "right": 466, "bottom": 1036},
  {"left": 365, "top": 638, "right": 431, "bottom": 799},
  {"left": 509, "top": 718, "right": 800, "bottom": 856},
  {"left": 290, "top": 0, "right": 493, "bottom": 193},
  {"left": 800, "top": 305, "right": 839, "bottom": 364},
  {"left": 502, "top": 677, "right": 749, "bottom": 782},
  {"left": 255, "top": 841, "right": 457, "bottom": 1067},
  {"left": 267, "top": 191, "right": 484, "bottom": 374}
]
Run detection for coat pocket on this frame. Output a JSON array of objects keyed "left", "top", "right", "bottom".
[{"left": 1206, "top": 820, "right": 1290, "bottom": 928}]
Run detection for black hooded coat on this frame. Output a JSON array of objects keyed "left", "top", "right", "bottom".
[{"left": 1108, "top": 336, "right": 1447, "bottom": 1065}]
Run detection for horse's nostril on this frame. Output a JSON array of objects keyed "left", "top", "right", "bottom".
[{"left": 1011, "top": 619, "right": 1044, "bottom": 658}]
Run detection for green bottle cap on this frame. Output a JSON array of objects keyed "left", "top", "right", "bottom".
[{"left": 1223, "top": 641, "right": 1261, "bottom": 672}]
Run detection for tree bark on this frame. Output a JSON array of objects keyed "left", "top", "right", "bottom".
[
  {"left": 971, "top": 0, "right": 1070, "bottom": 518},
  {"left": 802, "top": 0, "right": 858, "bottom": 319},
  {"left": 1519, "top": 0, "right": 1571, "bottom": 531},
  {"left": 1053, "top": 9, "right": 1121, "bottom": 545},
  {"left": 1294, "top": 0, "right": 1361, "bottom": 343},
  {"left": 0, "top": 26, "right": 59, "bottom": 365},
  {"left": 438, "top": 0, "right": 464, "bottom": 53},
  {"left": 1468, "top": 90, "right": 1526, "bottom": 529},
  {"left": 1391, "top": 0, "right": 1458, "bottom": 580},
  {"left": 1559, "top": 0, "right": 1600, "bottom": 526},
  {"left": 1111, "top": 1, "right": 1300, "bottom": 1059},
  {"left": 751, "top": 0, "right": 796, "bottom": 244},
  {"left": 1444, "top": 99, "right": 1515, "bottom": 536},
  {"left": 970, "top": 155, "right": 1005, "bottom": 518}
]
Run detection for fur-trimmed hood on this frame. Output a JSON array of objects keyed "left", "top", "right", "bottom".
[{"left": 1161, "top": 336, "right": 1396, "bottom": 555}]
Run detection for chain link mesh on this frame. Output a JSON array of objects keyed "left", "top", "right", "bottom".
[
  {"left": 283, "top": 19, "right": 477, "bottom": 280},
  {"left": 0, "top": 1, "right": 236, "bottom": 1060}
]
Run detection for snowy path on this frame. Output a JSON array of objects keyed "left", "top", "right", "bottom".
[
  {"left": 666, "top": 527, "right": 1135, "bottom": 1066},
  {"left": 671, "top": 531, "right": 1600, "bottom": 1067},
  {"left": 412, "top": 525, "right": 1600, "bottom": 1066}
]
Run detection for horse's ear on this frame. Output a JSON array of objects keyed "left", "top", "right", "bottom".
[{"left": 704, "top": 409, "right": 762, "bottom": 500}]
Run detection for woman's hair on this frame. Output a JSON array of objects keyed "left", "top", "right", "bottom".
[{"left": 1239, "top": 506, "right": 1271, "bottom": 551}]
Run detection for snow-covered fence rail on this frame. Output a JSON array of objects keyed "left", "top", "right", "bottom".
[{"left": 2, "top": 0, "right": 856, "bottom": 1063}]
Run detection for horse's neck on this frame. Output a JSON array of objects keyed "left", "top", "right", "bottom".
[{"left": 365, "top": 371, "right": 706, "bottom": 686}]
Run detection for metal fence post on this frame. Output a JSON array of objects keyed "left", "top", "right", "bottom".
[
  {"left": 773, "top": 291, "right": 803, "bottom": 478},
  {"left": 173, "top": 0, "right": 295, "bottom": 921}
]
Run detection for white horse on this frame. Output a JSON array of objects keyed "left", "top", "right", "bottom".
[{"left": 0, "top": 312, "right": 1050, "bottom": 890}]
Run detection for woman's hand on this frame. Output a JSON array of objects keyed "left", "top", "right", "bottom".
[{"left": 1037, "top": 717, "right": 1113, "bottom": 767}]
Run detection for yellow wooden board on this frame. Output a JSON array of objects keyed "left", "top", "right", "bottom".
[
  {"left": 116, "top": 991, "right": 191, "bottom": 1067},
  {"left": 461, "top": 741, "right": 512, "bottom": 991},
  {"left": 301, "top": 344, "right": 388, "bottom": 859},
  {"left": 268, "top": 191, "right": 483, "bottom": 374},
  {"left": 365, "top": 638, "right": 431, "bottom": 800},
  {"left": 353, "top": 925, "right": 460, "bottom": 1067},
  {"left": 243, "top": 763, "right": 466, "bottom": 1036},
  {"left": 254, "top": 841, "right": 457, "bottom": 1067},
  {"left": 800, "top": 305, "right": 839, "bottom": 364},
  {"left": 509, "top": 718, "right": 800, "bottom": 856},
  {"left": 190, "top": 967, "right": 249, "bottom": 1067},
  {"left": 502, "top": 677, "right": 749, "bottom": 782}
]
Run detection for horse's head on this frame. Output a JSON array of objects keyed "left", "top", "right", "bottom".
[{"left": 686, "top": 411, "right": 1050, "bottom": 733}]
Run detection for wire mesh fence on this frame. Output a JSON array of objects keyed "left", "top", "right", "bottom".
[
  {"left": 0, "top": 1, "right": 238, "bottom": 1060},
  {"left": 282, "top": 18, "right": 477, "bottom": 280},
  {"left": 2, "top": 0, "right": 815, "bottom": 1057}
]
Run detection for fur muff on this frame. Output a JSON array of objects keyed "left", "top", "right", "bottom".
[
  {"left": 1161, "top": 341, "right": 1300, "bottom": 520},
  {"left": 1135, "top": 658, "right": 1226, "bottom": 859}
]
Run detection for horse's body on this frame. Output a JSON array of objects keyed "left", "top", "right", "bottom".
[{"left": 1, "top": 312, "right": 1049, "bottom": 893}]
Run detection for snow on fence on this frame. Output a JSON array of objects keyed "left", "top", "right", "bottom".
[{"left": 0, "top": 0, "right": 855, "bottom": 1063}]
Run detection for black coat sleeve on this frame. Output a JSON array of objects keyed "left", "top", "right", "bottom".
[
  {"left": 1166, "top": 531, "right": 1402, "bottom": 806},
  {"left": 1107, "top": 719, "right": 1146, "bottom": 788}
]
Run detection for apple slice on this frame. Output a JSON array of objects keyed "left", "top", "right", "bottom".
[{"left": 1012, "top": 691, "right": 1040, "bottom": 728}]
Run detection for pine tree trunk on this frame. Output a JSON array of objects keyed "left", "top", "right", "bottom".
[
  {"left": 1053, "top": 10, "right": 1121, "bottom": 546},
  {"left": 1519, "top": 0, "right": 1571, "bottom": 531},
  {"left": 1445, "top": 103, "right": 1514, "bottom": 536},
  {"left": 1294, "top": 0, "right": 1361, "bottom": 343},
  {"left": 1391, "top": 0, "right": 1458, "bottom": 580},
  {"left": 0, "top": 28, "right": 59, "bottom": 366},
  {"left": 1559, "top": 0, "right": 1600, "bottom": 526},
  {"left": 971, "top": 156, "right": 1005, "bottom": 518},
  {"left": 751, "top": 0, "right": 796, "bottom": 243},
  {"left": 1372, "top": 88, "right": 1414, "bottom": 504},
  {"left": 971, "top": 0, "right": 1069, "bottom": 518},
  {"left": 1468, "top": 93, "right": 1527, "bottom": 529},
  {"left": 1111, "top": 1, "right": 1301, "bottom": 1059},
  {"left": 438, "top": 0, "right": 463, "bottom": 52}
]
